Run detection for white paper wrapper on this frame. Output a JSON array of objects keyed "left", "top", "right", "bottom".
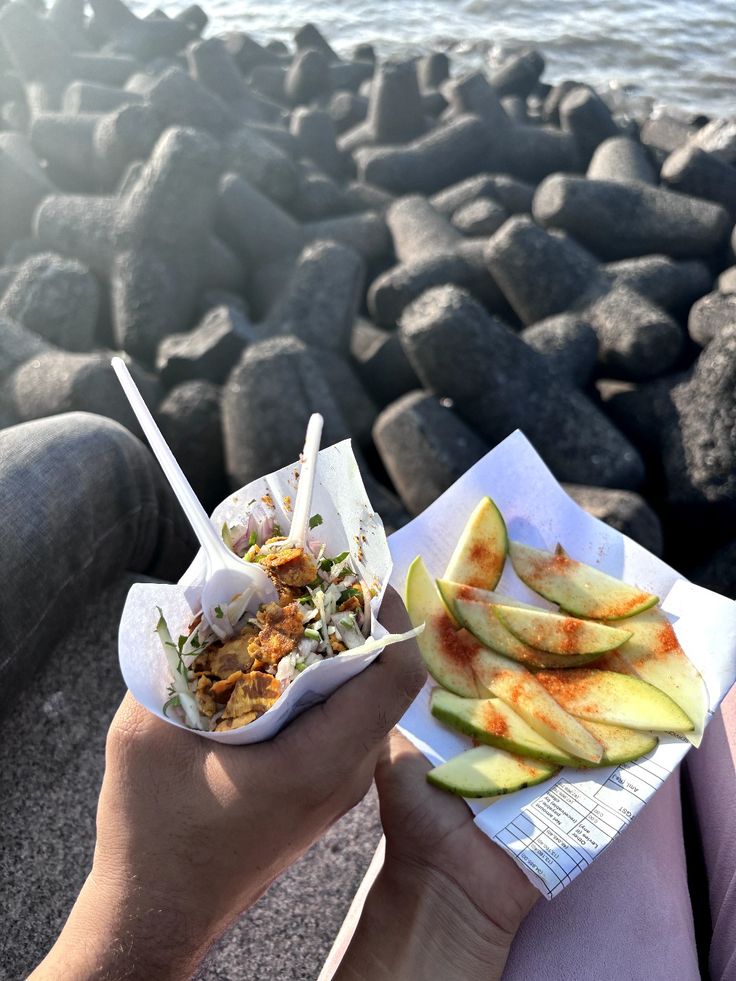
[
  {"left": 118, "top": 439, "right": 392, "bottom": 744},
  {"left": 392, "top": 430, "right": 736, "bottom": 900}
]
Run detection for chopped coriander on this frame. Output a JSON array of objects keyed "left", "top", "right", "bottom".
[
  {"left": 309, "top": 513, "right": 323, "bottom": 529},
  {"left": 248, "top": 530, "right": 257, "bottom": 547},
  {"left": 177, "top": 635, "right": 187, "bottom": 653},
  {"left": 295, "top": 662, "right": 307, "bottom": 673},
  {"left": 190, "top": 631, "right": 201, "bottom": 648},
  {"left": 319, "top": 550, "right": 350, "bottom": 572},
  {"left": 308, "top": 577, "right": 323, "bottom": 589},
  {"left": 338, "top": 586, "right": 362, "bottom": 604},
  {"left": 214, "top": 606, "right": 224, "bottom": 619}
]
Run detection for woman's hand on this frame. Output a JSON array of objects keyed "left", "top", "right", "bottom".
[
  {"left": 335, "top": 731, "right": 539, "bottom": 981},
  {"left": 31, "top": 588, "right": 425, "bottom": 981}
]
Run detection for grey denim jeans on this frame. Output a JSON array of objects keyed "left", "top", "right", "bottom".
[{"left": 0, "top": 411, "right": 196, "bottom": 710}]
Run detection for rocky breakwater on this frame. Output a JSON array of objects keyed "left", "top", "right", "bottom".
[{"left": 0, "top": 0, "right": 734, "bottom": 594}]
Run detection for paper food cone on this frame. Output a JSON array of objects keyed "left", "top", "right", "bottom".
[{"left": 118, "top": 439, "right": 392, "bottom": 744}]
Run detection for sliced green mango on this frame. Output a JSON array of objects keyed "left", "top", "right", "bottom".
[
  {"left": 427, "top": 745, "right": 559, "bottom": 798},
  {"left": 431, "top": 688, "right": 580, "bottom": 766},
  {"left": 579, "top": 720, "right": 658, "bottom": 766},
  {"left": 599, "top": 607, "right": 708, "bottom": 746},
  {"left": 405, "top": 556, "right": 488, "bottom": 698},
  {"left": 450, "top": 591, "right": 609, "bottom": 670},
  {"left": 509, "top": 541, "right": 659, "bottom": 620},
  {"left": 443, "top": 497, "right": 508, "bottom": 589},
  {"left": 536, "top": 668, "right": 694, "bottom": 732},
  {"left": 493, "top": 605, "right": 633, "bottom": 655},
  {"left": 406, "top": 558, "right": 604, "bottom": 762}
]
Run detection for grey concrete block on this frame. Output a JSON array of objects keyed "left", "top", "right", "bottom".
[
  {"left": 400, "top": 285, "right": 644, "bottom": 488},
  {"left": 373, "top": 390, "right": 489, "bottom": 515},
  {"left": 146, "top": 67, "right": 239, "bottom": 140},
  {"left": 387, "top": 194, "right": 462, "bottom": 262},
  {"left": 265, "top": 239, "right": 363, "bottom": 354},
  {"left": 157, "top": 304, "right": 253, "bottom": 385},
  {"left": 0, "top": 252, "right": 99, "bottom": 351},
  {"left": 452, "top": 197, "right": 508, "bottom": 236},
  {"left": 216, "top": 172, "right": 305, "bottom": 266},
  {"left": 584, "top": 286, "right": 683, "bottom": 380},
  {"left": 62, "top": 80, "right": 142, "bottom": 114},
  {"left": 564, "top": 484, "right": 663, "bottom": 555},
  {"left": 33, "top": 193, "right": 118, "bottom": 276},
  {"left": 520, "top": 313, "right": 598, "bottom": 386},
  {"left": 484, "top": 215, "right": 605, "bottom": 325},
  {"left": 690, "top": 118, "right": 736, "bottom": 164},
  {"left": 290, "top": 107, "right": 345, "bottom": 179},
  {"left": 533, "top": 174, "right": 730, "bottom": 259},
  {"left": 688, "top": 291, "right": 736, "bottom": 347},
  {"left": 350, "top": 319, "right": 421, "bottom": 407},
  {"left": 222, "top": 335, "right": 354, "bottom": 486},
  {"left": 355, "top": 114, "right": 492, "bottom": 195},
  {"left": 368, "top": 238, "right": 509, "bottom": 328},
  {"left": 9, "top": 349, "right": 162, "bottom": 436},
  {"left": 443, "top": 71, "right": 511, "bottom": 130},
  {"left": 223, "top": 125, "right": 298, "bottom": 205},
  {"left": 559, "top": 86, "right": 618, "bottom": 163},
  {"left": 587, "top": 135, "right": 657, "bottom": 185},
  {"left": 0, "top": 132, "right": 56, "bottom": 254},
  {"left": 188, "top": 36, "right": 276, "bottom": 122},
  {"left": 718, "top": 266, "right": 736, "bottom": 294},
  {"left": 88, "top": 0, "right": 194, "bottom": 60},
  {"left": 294, "top": 22, "right": 338, "bottom": 61},
  {"left": 663, "top": 326, "right": 736, "bottom": 528},
  {"left": 0, "top": 314, "right": 49, "bottom": 381},
  {"left": 157, "top": 379, "right": 226, "bottom": 513},
  {"left": 328, "top": 90, "right": 368, "bottom": 134},
  {"left": 113, "top": 127, "right": 220, "bottom": 364},
  {"left": 495, "top": 124, "right": 581, "bottom": 183},
  {"left": 430, "top": 172, "right": 534, "bottom": 216},
  {"left": 418, "top": 52, "right": 450, "bottom": 90},
  {"left": 661, "top": 144, "right": 736, "bottom": 216},
  {"left": 346, "top": 59, "right": 425, "bottom": 149},
  {"left": 604, "top": 255, "right": 711, "bottom": 314},
  {"left": 640, "top": 112, "right": 697, "bottom": 162},
  {"left": 284, "top": 48, "right": 331, "bottom": 105},
  {"left": 490, "top": 48, "right": 544, "bottom": 98}
]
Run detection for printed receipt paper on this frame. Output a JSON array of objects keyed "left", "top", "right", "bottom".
[{"left": 391, "top": 430, "right": 736, "bottom": 899}]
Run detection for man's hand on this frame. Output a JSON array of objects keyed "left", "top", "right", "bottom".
[
  {"left": 31, "top": 588, "right": 425, "bottom": 981},
  {"left": 335, "top": 731, "right": 539, "bottom": 981}
]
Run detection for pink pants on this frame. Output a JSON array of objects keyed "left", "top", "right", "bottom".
[
  {"left": 321, "top": 685, "right": 736, "bottom": 981},
  {"left": 503, "top": 686, "right": 736, "bottom": 980}
]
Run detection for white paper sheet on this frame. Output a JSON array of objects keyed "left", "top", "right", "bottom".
[
  {"left": 391, "top": 430, "right": 736, "bottom": 899},
  {"left": 118, "top": 439, "right": 392, "bottom": 745}
]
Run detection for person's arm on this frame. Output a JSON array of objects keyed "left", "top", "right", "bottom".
[
  {"left": 30, "top": 589, "right": 426, "bottom": 981},
  {"left": 335, "top": 732, "right": 540, "bottom": 981}
]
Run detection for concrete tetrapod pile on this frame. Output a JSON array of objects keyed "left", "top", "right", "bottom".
[{"left": 0, "top": 0, "right": 735, "bottom": 593}]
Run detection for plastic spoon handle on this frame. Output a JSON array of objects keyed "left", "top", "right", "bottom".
[
  {"left": 111, "top": 358, "right": 224, "bottom": 565},
  {"left": 288, "top": 413, "right": 324, "bottom": 548}
]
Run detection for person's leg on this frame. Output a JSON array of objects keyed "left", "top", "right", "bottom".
[
  {"left": 683, "top": 685, "right": 736, "bottom": 980},
  {"left": 0, "top": 411, "right": 196, "bottom": 704},
  {"left": 500, "top": 770, "right": 699, "bottom": 980}
]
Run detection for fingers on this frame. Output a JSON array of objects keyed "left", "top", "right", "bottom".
[{"left": 278, "top": 586, "right": 427, "bottom": 772}]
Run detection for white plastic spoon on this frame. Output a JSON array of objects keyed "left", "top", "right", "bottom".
[
  {"left": 280, "top": 412, "right": 324, "bottom": 550},
  {"left": 111, "top": 357, "right": 277, "bottom": 635}
]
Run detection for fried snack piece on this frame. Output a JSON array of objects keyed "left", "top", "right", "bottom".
[
  {"left": 248, "top": 601, "right": 304, "bottom": 665},
  {"left": 215, "top": 712, "right": 258, "bottom": 732},
  {"left": 260, "top": 547, "right": 318, "bottom": 588},
  {"left": 216, "top": 671, "right": 282, "bottom": 731},
  {"left": 195, "top": 676, "right": 217, "bottom": 717},
  {"left": 193, "top": 628, "right": 257, "bottom": 679},
  {"left": 210, "top": 670, "right": 244, "bottom": 703}
]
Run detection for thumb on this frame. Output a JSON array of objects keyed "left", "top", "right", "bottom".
[{"left": 277, "top": 586, "right": 427, "bottom": 768}]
